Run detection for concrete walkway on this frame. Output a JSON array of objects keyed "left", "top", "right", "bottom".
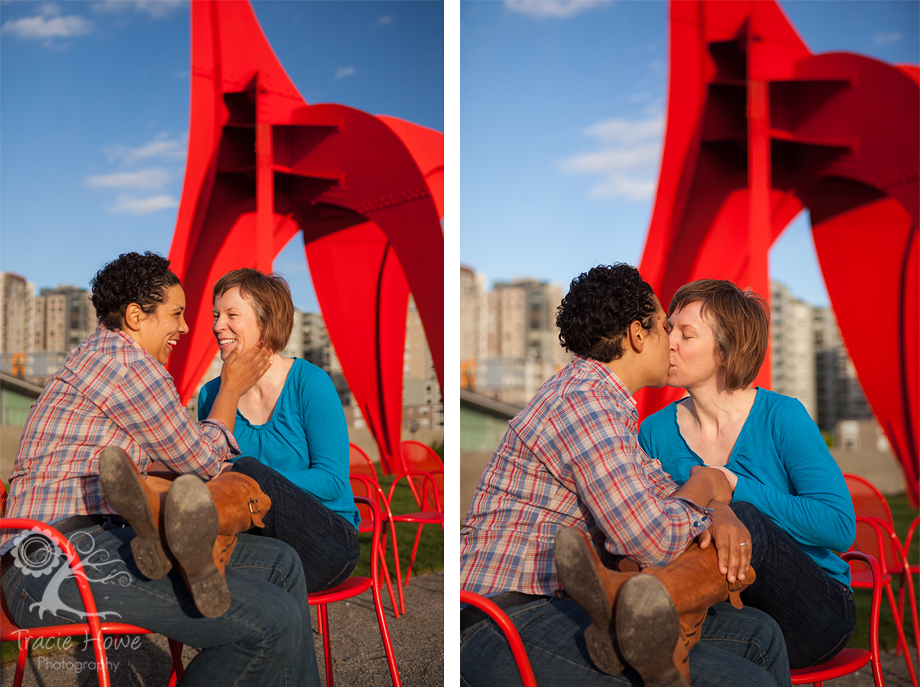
[{"left": 1, "top": 572, "right": 444, "bottom": 687}]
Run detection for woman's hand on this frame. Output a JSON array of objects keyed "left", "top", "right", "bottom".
[
  {"left": 220, "top": 344, "right": 272, "bottom": 397},
  {"left": 697, "top": 501, "right": 751, "bottom": 584}
]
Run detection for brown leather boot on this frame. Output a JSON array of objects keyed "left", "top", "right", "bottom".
[
  {"left": 163, "top": 472, "right": 271, "bottom": 618},
  {"left": 98, "top": 447, "right": 172, "bottom": 579},
  {"left": 554, "top": 527, "right": 637, "bottom": 675},
  {"left": 207, "top": 472, "right": 271, "bottom": 577},
  {"left": 555, "top": 528, "right": 756, "bottom": 687},
  {"left": 636, "top": 543, "right": 756, "bottom": 685}
]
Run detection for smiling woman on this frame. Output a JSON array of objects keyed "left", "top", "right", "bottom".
[{"left": 199, "top": 268, "right": 361, "bottom": 595}]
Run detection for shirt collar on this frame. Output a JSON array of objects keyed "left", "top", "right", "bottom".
[{"left": 572, "top": 354, "right": 638, "bottom": 416}]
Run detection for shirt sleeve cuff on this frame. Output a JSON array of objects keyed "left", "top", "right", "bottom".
[
  {"left": 670, "top": 496, "right": 714, "bottom": 537},
  {"left": 198, "top": 418, "right": 242, "bottom": 459}
]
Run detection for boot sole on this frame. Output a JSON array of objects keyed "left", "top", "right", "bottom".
[
  {"left": 164, "top": 475, "right": 229, "bottom": 618},
  {"left": 554, "top": 527, "right": 624, "bottom": 675},
  {"left": 616, "top": 575, "right": 687, "bottom": 687},
  {"left": 98, "top": 447, "right": 171, "bottom": 580}
]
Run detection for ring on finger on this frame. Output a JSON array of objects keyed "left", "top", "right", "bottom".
[{"left": 739, "top": 542, "right": 749, "bottom": 547}]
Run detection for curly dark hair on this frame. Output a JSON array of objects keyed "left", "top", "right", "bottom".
[
  {"left": 90, "top": 252, "right": 181, "bottom": 330},
  {"left": 556, "top": 264, "right": 658, "bottom": 363}
]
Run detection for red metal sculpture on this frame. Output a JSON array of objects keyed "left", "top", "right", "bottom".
[
  {"left": 638, "top": 0, "right": 918, "bottom": 502},
  {"left": 166, "top": 0, "right": 444, "bottom": 473}
]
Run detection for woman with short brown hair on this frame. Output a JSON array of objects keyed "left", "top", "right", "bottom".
[
  {"left": 200, "top": 268, "right": 360, "bottom": 594},
  {"left": 640, "top": 279, "right": 857, "bottom": 670}
]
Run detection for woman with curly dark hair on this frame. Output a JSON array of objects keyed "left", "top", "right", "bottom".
[{"left": 0, "top": 252, "right": 321, "bottom": 687}]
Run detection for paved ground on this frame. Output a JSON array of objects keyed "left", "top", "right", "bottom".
[{"left": 1, "top": 572, "right": 444, "bottom": 686}]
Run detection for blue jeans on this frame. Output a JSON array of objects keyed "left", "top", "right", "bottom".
[
  {"left": 732, "top": 502, "right": 857, "bottom": 669},
  {"left": 231, "top": 456, "right": 360, "bottom": 593},
  {"left": 1, "top": 523, "right": 320, "bottom": 687},
  {"left": 460, "top": 597, "right": 791, "bottom": 687}
]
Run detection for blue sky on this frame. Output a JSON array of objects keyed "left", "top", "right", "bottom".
[
  {"left": 460, "top": 0, "right": 920, "bottom": 307},
  {"left": 0, "top": 0, "right": 443, "bottom": 313}
]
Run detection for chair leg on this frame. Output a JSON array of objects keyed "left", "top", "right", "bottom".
[
  {"left": 87, "top": 629, "right": 113, "bottom": 687},
  {"left": 898, "top": 568, "right": 920, "bottom": 656},
  {"left": 318, "top": 604, "right": 335, "bottom": 687},
  {"left": 15, "top": 638, "right": 29, "bottom": 687},
  {"left": 884, "top": 581, "right": 919, "bottom": 687},
  {"left": 370, "top": 561, "right": 403, "bottom": 687},
  {"left": 870, "top": 655, "right": 885, "bottom": 687},
  {"left": 377, "top": 530, "right": 400, "bottom": 618},
  {"left": 167, "top": 638, "right": 185, "bottom": 687},
  {"left": 403, "top": 524, "right": 424, "bottom": 588},
  {"left": 390, "top": 523, "right": 407, "bottom": 615}
]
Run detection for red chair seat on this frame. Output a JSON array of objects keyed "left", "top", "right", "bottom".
[
  {"left": 310, "top": 577, "right": 373, "bottom": 603},
  {"left": 392, "top": 510, "right": 444, "bottom": 525},
  {"left": 851, "top": 569, "right": 893, "bottom": 587},
  {"left": 790, "top": 649, "right": 870, "bottom": 683}
]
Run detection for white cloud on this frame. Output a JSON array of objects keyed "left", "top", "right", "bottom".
[
  {"left": 91, "top": 1, "right": 184, "bottom": 19},
  {"left": 587, "top": 175, "right": 657, "bottom": 201},
  {"left": 504, "top": 0, "right": 612, "bottom": 19},
  {"left": 103, "top": 132, "right": 187, "bottom": 165},
  {"left": 107, "top": 194, "right": 178, "bottom": 214},
  {"left": 1, "top": 10, "right": 93, "bottom": 39},
  {"left": 583, "top": 116, "right": 663, "bottom": 145},
  {"left": 560, "top": 144, "right": 661, "bottom": 175},
  {"left": 558, "top": 115, "right": 663, "bottom": 201},
  {"left": 377, "top": 15, "right": 394, "bottom": 26},
  {"left": 335, "top": 67, "right": 356, "bottom": 81},
  {"left": 872, "top": 31, "right": 902, "bottom": 47},
  {"left": 86, "top": 168, "right": 171, "bottom": 189}
]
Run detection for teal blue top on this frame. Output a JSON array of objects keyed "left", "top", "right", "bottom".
[
  {"left": 639, "top": 388, "right": 855, "bottom": 589},
  {"left": 198, "top": 358, "right": 359, "bottom": 530}
]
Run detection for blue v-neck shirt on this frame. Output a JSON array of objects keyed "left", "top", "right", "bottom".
[
  {"left": 639, "top": 388, "right": 855, "bottom": 588},
  {"left": 199, "top": 358, "right": 359, "bottom": 530}
]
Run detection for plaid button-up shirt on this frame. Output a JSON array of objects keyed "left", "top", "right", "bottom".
[
  {"left": 2, "top": 326, "right": 239, "bottom": 549},
  {"left": 459, "top": 355, "right": 712, "bottom": 597}
]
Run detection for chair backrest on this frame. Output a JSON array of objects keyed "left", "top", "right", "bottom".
[
  {"left": 398, "top": 441, "right": 443, "bottom": 475},
  {"left": 459, "top": 590, "right": 537, "bottom": 687},
  {"left": 845, "top": 473, "right": 898, "bottom": 566},
  {"left": 350, "top": 474, "right": 394, "bottom": 525},
  {"left": 350, "top": 443, "right": 380, "bottom": 482}
]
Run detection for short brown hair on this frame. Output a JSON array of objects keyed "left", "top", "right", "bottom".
[
  {"left": 212, "top": 269, "right": 294, "bottom": 353},
  {"left": 668, "top": 280, "right": 769, "bottom": 390}
]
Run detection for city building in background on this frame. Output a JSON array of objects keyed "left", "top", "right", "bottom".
[
  {"left": 1, "top": 274, "right": 96, "bottom": 385},
  {"left": 771, "top": 282, "right": 817, "bottom": 419},
  {"left": 461, "top": 267, "right": 570, "bottom": 406}
]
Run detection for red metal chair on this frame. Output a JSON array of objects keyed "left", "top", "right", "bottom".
[
  {"left": 350, "top": 443, "right": 408, "bottom": 618},
  {"left": 308, "top": 495, "right": 401, "bottom": 687},
  {"left": 845, "top": 473, "right": 920, "bottom": 667},
  {"left": 350, "top": 473, "right": 401, "bottom": 617},
  {"left": 459, "top": 590, "right": 537, "bottom": 687},
  {"left": 791, "top": 551, "right": 884, "bottom": 686},
  {"left": 387, "top": 470, "right": 443, "bottom": 614},
  {"left": 0, "top": 517, "right": 185, "bottom": 687}
]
